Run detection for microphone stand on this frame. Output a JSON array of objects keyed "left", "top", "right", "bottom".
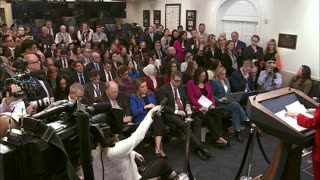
[{"left": 184, "top": 112, "right": 195, "bottom": 180}]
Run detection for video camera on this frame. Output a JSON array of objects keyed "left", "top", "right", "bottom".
[
  {"left": 0, "top": 57, "right": 43, "bottom": 102},
  {"left": 0, "top": 100, "right": 121, "bottom": 180}
]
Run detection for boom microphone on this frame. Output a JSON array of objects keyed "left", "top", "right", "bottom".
[
  {"left": 85, "top": 102, "right": 111, "bottom": 115},
  {"left": 32, "top": 100, "right": 76, "bottom": 119}
]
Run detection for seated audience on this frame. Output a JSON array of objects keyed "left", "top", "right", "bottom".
[
  {"left": 212, "top": 66, "right": 250, "bottom": 141},
  {"left": 125, "top": 60, "right": 139, "bottom": 79},
  {"left": 53, "top": 75, "right": 69, "bottom": 101},
  {"left": 100, "top": 60, "right": 116, "bottom": 83},
  {"left": 221, "top": 40, "right": 239, "bottom": 77},
  {"left": 115, "top": 65, "right": 136, "bottom": 97},
  {"left": 187, "top": 67, "right": 228, "bottom": 146},
  {"left": 159, "top": 70, "right": 211, "bottom": 160},
  {"left": 46, "top": 65, "right": 59, "bottom": 89},
  {"left": 207, "top": 59, "right": 221, "bottom": 80},
  {"left": 230, "top": 60, "right": 255, "bottom": 92},
  {"left": 83, "top": 69, "right": 106, "bottom": 105},
  {"left": 180, "top": 52, "right": 193, "bottom": 73},
  {"left": 257, "top": 60, "right": 282, "bottom": 91},
  {"left": 182, "top": 61, "right": 198, "bottom": 84},
  {"left": 129, "top": 79, "right": 167, "bottom": 158},
  {"left": 143, "top": 64, "right": 160, "bottom": 92},
  {"left": 250, "top": 65, "right": 259, "bottom": 90},
  {"left": 163, "top": 61, "right": 178, "bottom": 84},
  {"left": 97, "top": 81, "right": 133, "bottom": 125},
  {"left": 288, "top": 65, "right": 313, "bottom": 95}
]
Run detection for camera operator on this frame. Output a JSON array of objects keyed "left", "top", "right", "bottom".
[
  {"left": 257, "top": 60, "right": 282, "bottom": 91},
  {"left": 92, "top": 105, "right": 178, "bottom": 180}
]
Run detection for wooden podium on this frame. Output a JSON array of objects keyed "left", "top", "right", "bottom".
[{"left": 246, "top": 88, "right": 317, "bottom": 180}]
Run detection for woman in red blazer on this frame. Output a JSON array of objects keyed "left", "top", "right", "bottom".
[
  {"left": 286, "top": 105, "right": 320, "bottom": 180},
  {"left": 187, "top": 67, "right": 228, "bottom": 146},
  {"left": 143, "top": 64, "right": 160, "bottom": 92}
]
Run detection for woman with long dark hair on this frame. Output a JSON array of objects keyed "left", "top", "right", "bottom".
[
  {"left": 173, "top": 31, "right": 187, "bottom": 63},
  {"left": 53, "top": 75, "right": 69, "bottom": 101},
  {"left": 169, "top": 29, "right": 179, "bottom": 47},
  {"left": 288, "top": 65, "right": 312, "bottom": 95}
]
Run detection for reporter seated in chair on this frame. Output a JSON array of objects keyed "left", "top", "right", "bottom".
[
  {"left": 92, "top": 106, "right": 178, "bottom": 180},
  {"left": 83, "top": 69, "right": 106, "bottom": 105},
  {"left": 187, "top": 67, "right": 229, "bottom": 146},
  {"left": 257, "top": 60, "right": 282, "bottom": 91},
  {"left": 97, "top": 81, "right": 133, "bottom": 125},
  {"left": 211, "top": 66, "right": 250, "bottom": 142},
  {"left": 130, "top": 79, "right": 167, "bottom": 159},
  {"left": 159, "top": 70, "right": 211, "bottom": 160}
]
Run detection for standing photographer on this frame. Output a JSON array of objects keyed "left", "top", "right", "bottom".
[
  {"left": 92, "top": 106, "right": 178, "bottom": 180},
  {"left": 257, "top": 60, "right": 282, "bottom": 91}
]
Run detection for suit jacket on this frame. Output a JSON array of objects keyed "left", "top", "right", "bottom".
[
  {"left": 129, "top": 92, "right": 157, "bottom": 123},
  {"left": 145, "top": 33, "right": 155, "bottom": 51},
  {"left": 44, "top": 50, "right": 56, "bottom": 59},
  {"left": 159, "top": 83, "right": 189, "bottom": 114},
  {"left": 84, "top": 81, "right": 106, "bottom": 105},
  {"left": 297, "top": 105, "right": 320, "bottom": 161},
  {"left": 54, "top": 58, "right": 70, "bottom": 70},
  {"left": 100, "top": 69, "right": 116, "bottom": 83},
  {"left": 154, "top": 32, "right": 163, "bottom": 42},
  {"left": 96, "top": 95, "right": 131, "bottom": 116},
  {"left": 33, "top": 77, "right": 54, "bottom": 100},
  {"left": 243, "top": 45, "right": 264, "bottom": 61},
  {"left": 211, "top": 79, "right": 231, "bottom": 102},
  {"left": 68, "top": 71, "right": 90, "bottom": 86},
  {"left": 132, "top": 60, "right": 144, "bottom": 77},
  {"left": 186, "top": 38, "right": 196, "bottom": 53},
  {"left": 187, "top": 80, "right": 216, "bottom": 111},
  {"left": 230, "top": 69, "right": 254, "bottom": 92},
  {"left": 235, "top": 40, "right": 246, "bottom": 50},
  {"left": 151, "top": 49, "right": 166, "bottom": 61},
  {"left": 85, "top": 62, "right": 104, "bottom": 72}
]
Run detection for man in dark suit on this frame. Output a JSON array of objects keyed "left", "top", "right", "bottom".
[
  {"left": 100, "top": 60, "right": 116, "bottom": 83},
  {"left": 231, "top": 31, "right": 246, "bottom": 50},
  {"left": 230, "top": 60, "right": 255, "bottom": 93},
  {"left": 83, "top": 69, "right": 106, "bottom": 105},
  {"left": 154, "top": 24, "right": 164, "bottom": 42},
  {"left": 68, "top": 61, "right": 89, "bottom": 86},
  {"left": 186, "top": 29, "right": 198, "bottom": 53},
  {"left": 54, "top": 49, "right": 69, "bottom": 70},
  {"left": 151, "top": 41, "right": 166, "bottom": 61},
  {"left": 97, "top": 81, "right": 132, "bottom": 125},
  {"left": 159, "top": 70, "right": 211, "bottom": 160},
  {"left": 145, "top": 26, "right": 155, "bottom": 51},
  {"left": 44, "top": 43, "right": 57, "bottom": 59},
  {"left": 132, "top": 51, "right": 144, "bottom": 77},
  {"left": 85, "top": 52, "right": 103, "bottom": 72},
  {"left": 243, "top": 35, "right": 264, "bottom": 68}
]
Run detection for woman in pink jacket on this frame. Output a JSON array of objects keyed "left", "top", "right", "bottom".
[
  {"left": 173, "top": 31, "right": 187, "bottom": 63},
  {"left": 187, "top": 67, "right": 229, "bottom": 146}
]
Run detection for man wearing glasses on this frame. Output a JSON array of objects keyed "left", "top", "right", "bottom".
[
  {"left": 243, "top": 35, "right": 264, "bottom": 69},
  {"left": 159, "top": 70, "right": 211, "bottom": 160}
]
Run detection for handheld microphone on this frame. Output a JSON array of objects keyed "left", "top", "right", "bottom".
[{"left": 154, "top": 97, "right": 168, "bottom": 116}]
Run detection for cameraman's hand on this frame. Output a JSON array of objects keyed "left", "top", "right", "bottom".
[
  {"left": 26, "top": 104, "right": 36, "bottom": 115},
  {"left": 135, "top": 152, "right": 144, "bottom": 162},
  {"left": 147, "top": 105, "right": 161, "bottom": 116},
  {"left": 5, "top": 84, "right": 22, "bottom": 104},
  {"left": 144, "top": 103, "right": 155, "bottom": 110},
  {"left": 266, "top": 67, "right": 272, "bottom": 74}
]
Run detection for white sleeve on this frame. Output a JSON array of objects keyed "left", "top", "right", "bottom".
[
  {"left": 54, "top": 34, "right": 59, "bottom": 44},
  {"left": 107, "top": 113, "right": 153, "bottom": 159},
  {"left": 0, "top": 98, "right": 11, "bottom": 113},
  {"left": 257, "top": 70, "right": 267, "bottom": 86},
  {"left": 274, "top": 73, "right": 283, "bottom": 89}
]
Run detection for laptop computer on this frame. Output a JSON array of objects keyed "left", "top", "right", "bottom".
[{"left": 221, "top": 92, "right": 244, "bottom": 104}]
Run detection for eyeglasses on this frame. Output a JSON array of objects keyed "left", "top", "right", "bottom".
[
  {"left": 173, "top": 79, "right": 182, "bottom": 83},
  {"left": 252, "top": 39, "right": 259, "bottom": 43}
]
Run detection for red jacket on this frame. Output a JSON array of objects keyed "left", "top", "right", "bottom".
[
  {"left": 144, "top": 75, "right": 160, "bottom": 92},
  {"left": 187, "top": 80, "right": 216, "bottom": 111},
  {"left": 297, "top": 105, "right": 320, "bottom": 161}
]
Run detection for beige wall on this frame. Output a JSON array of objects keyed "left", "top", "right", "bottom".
[{"left": 0, "top": 2, "right": 13, "bottom": 26}]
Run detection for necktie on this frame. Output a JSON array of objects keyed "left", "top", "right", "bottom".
[
  {"left": 62, "top": 59, "right": 66, "bottom": 68},
  {"left": 158, "top": 50, "right": 162, "bottom": 59},
  {"left": 79, "top": 74, "right": 85, "bottom": 84},
  {"left": 95, "top": 84, "right": 100, "bottom": 97},
  {"left": 95, "top": 63, "right": 100, "bottom": 71},
  {"left": 108, "top": 71, "right": 112, "bottom": 81},
  {"left": 174, "top": 88, "right": 184, "bottom": 110}
]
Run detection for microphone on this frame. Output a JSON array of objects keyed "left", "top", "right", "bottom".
[
  {"left": 154, "top": 97, "right": 168, "bottom": 116},
  {"left": 26, "top": 70, "right": 46, "bottom": 77}
]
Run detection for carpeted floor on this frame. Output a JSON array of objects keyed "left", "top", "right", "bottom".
[{"left": 135, "top": 128, "right": 314, "bottom": 180}]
